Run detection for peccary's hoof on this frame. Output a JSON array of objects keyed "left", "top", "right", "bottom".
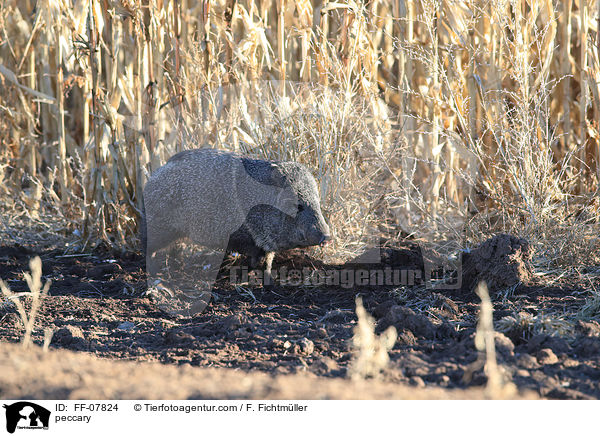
[{"left": 263, "top": 270, "right": 275, "bottom": 291}]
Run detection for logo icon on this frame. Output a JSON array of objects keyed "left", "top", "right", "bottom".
[{"left": 3, "top": 402, "right": 50, "bottom": 433}]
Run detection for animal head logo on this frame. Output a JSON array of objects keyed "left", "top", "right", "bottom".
[{"left": 3, "top": 402, "right": 51, "bottom": 434}]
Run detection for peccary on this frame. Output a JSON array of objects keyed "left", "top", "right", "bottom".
[{"left": 141, "top": 148, "right": 330, "bottom": 276}]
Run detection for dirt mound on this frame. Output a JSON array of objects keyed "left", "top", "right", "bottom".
[{"left": 461, "top": 234, "right": 533, "bottom": 292}]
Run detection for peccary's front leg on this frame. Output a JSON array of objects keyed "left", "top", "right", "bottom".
[
  {"left": 263, "top": 251, "right": 276, "bottom": 288},
  {"left": 264, "top": 251, "right": 275, "bottom": 276}
]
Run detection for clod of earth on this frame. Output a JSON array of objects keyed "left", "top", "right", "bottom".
[{"left": 461, "top": 233, "right": 534, "bottom": 293}]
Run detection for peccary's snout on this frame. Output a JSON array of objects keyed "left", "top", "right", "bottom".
[
  {"left": 319, "top": 223, "right": 331, "bottom": 245},
  {"left": 318, "top": 232, "right": 331, "bottom": 245},
  {"left": 305, "top": 220, "right": 331, "bottom": 246}
]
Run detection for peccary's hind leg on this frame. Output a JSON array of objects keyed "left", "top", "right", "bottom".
[
  {"left": 144, "top": 224, "right": 182, "bottom": 279},
  {"left": 145, "top": 224, "right": 180, "bottom": 257},
  {"left": 140, "top": 198, "right": 178, "bottom": 257}
]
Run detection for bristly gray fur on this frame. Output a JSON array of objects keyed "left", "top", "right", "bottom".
[{"left": 141, "top": 148, "right": 330, "bottom": 272}]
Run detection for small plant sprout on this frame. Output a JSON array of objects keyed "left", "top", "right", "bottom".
[
  {"left": 0, "top": 256, "right": 51, "bottom": 349},
  {"left": 473, "top": 282, "right": 516, "bottom": 398},
  {"left": 348, "top": 296, "right": 397, "bottom": 380}
]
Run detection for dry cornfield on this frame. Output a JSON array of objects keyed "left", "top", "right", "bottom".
[{"left": 1, "top": 0, "right": 600, "bottom": 267}]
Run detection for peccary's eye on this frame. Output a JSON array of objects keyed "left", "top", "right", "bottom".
[{"left": 298, "top": 204, "right": 305, "bottom": 213}]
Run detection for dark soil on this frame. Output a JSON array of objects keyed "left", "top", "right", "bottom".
[{"left": 0, "top": 234, "right": 599, "bottom": 399}]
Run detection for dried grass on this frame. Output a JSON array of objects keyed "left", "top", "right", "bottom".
[{"left": 0, "top": 0, "right": 599, "bottom": 269}]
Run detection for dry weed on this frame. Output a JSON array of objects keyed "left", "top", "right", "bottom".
[
  {"left": 348, "top": 296, "right": 397, "bottom": 380},
  {"left": 467, "top": 282, "right": 517, "bottom": 398},
  {"left": 0, "top": 256, "right": 51, "bottom": 348}
]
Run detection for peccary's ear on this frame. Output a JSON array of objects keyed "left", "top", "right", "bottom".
[
  {"left": 241, "top": 158, "right": 287, "bottom": 187},
  {"left": 268, "top": 163, "right": 288, "bottom": 187}
]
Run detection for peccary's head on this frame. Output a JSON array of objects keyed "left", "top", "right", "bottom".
[{"left": 238, "top": 158, "right": 331, "bottom": 253}]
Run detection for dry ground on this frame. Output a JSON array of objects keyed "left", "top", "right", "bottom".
[
  {"left": 0, "top": 235, "right": 599, "bottom": 400},
  {"left": 0, "top": 342, "right": 534, "bottom": 400}
]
